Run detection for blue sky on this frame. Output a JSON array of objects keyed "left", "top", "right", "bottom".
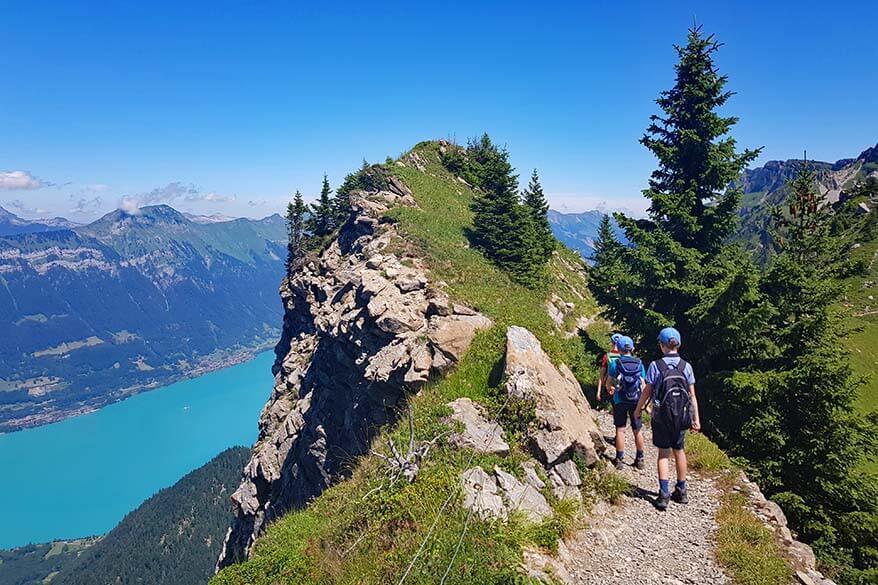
[{"left": 2, "top": 1, "right": 876, "bottom": 221}]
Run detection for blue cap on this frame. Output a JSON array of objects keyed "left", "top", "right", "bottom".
[
  {"left": 619, "top": 336, "right": 634, "bottom": 351},
  {"left": 610, "top": 333, "right": 623, "bottom": 346},
  {"left": 658, "top": 327, "right": 681, "bottom": 345}
]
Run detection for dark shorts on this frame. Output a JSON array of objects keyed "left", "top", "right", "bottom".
[
  {"left": 613, "top": 402, "right": 643, "bottom": 431},
  {"left": 652, "top": 419, "right": 686, "bottom": 450}
]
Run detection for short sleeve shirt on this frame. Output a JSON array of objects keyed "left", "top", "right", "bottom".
[
  {"left": 601, "top": 351, "right": 621, "bottom": 369},
  {"left": 646, "top": 355, "right": 695, "bottom": 406},
  {"left": 608, "top": 356, "right": 646, "bottom": 405}
]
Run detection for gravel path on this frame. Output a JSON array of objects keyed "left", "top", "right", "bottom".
[{"left": 564, "top": 409, "right": 730, "bottom": 584}]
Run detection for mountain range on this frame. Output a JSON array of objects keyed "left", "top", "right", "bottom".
[
  {"left": 735, "top": 142, "right": 878, "bottom": 254},
  {"left": 0, "top": 205, "right": 286, "bottom": 432},
  {"left": 0, "top": 207, "right": 80, "bottom": 236}
]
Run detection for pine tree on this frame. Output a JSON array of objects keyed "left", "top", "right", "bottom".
[
  {"left": 285, "top": 190, "right": 306, "bottom": 276},
  {"left": 522, "top": 169, "right": 555, "bottom": 263},
  {"left": 468, "top": 135, "right": 543, "bottom": 284},
  {"left": 331, "top": 167, "right": 356, "bottom": 225},
  {"left": 737, "top": 163, "right": 878, "bottom": 578},
  {"left": 589, "top": 214, "right": 624, "bottom": 291},
  {"left": 590, "top": 26, "right": 764, "bottom": 382},
  {"left": 308, "top": 175, "right": 334, "bottom": 237}
]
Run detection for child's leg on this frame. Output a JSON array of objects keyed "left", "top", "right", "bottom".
[
  {"left": 657, "top": 448, "right": 671, "bottom": 494},
  {"left": 674, "top": 448, "right": 687, "bottom": 483},
  {"left": 612, "top": 403, "right": 627, "bottom": 459},
  {"left": 634, "top": 428, "right": 645, "bottom": 454},
  {"left": 615, "top": 427, "right": 625, "bottom": 458}
]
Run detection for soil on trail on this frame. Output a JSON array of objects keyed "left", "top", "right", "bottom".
[{"left": 564, "top": 409, "right": 730, "bottom": 584}]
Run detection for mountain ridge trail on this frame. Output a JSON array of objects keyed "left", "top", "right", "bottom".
[{"left": 562, "top": 408, "right": 730, "bottom": 584}]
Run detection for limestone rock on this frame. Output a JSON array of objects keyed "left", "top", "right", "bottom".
[
  {"left": 551, "top": 458, "right": 582, "bottom": 487},
  {"left": 521, "top": 461, "right": 546, "bottom": 491},
  {"left": 461, "top": 467, "right": 507, "bottom": 521},
  {"left": 217, "top": 177, "right": 495, "bottom": 568},
  {"left": 494, "top": 466, "right": 553, "bottom": 523},
  {"left": 428, "top": 314, "right": 493, "bottom": 365},
  {"left": 446, "top": 398, "right": 509, "bottom": 455},
  {"left": 504, "top": 326, "right": 604, "bottom": 467},
  {"left": 522, "top": 542, "right": 575, "bottom": 585}
]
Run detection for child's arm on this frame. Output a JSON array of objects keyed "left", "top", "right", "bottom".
[
  {"left": 689, "top": 384, "right": 701, "bottom": 432},
  {"left": 634, "top": 384, "right": 652, "bottom": 419},
  {"left": 597, "top": 365, "right": 607, "bottom": 400}
]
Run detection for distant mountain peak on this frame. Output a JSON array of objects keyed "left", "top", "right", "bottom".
[{"left": 857, "top": 142, "right": 878, "bottom": 165}]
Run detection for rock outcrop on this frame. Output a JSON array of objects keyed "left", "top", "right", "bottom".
[
  {"left": 453, "top": 325, "right": 603, "bottom": 527},
  {"left": 504, "top": 326, "right": 604, "bottom": 469},
  {"left": 217, "top": 180, "right": 492, "bottom": 568}
]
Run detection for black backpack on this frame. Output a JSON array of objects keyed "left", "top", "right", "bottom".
[
  {"left": 616, "top": 355, "right": 643, "bottom": 403},
  {"left": 655, "top": 357, "right": 692, "bottom": 434}
]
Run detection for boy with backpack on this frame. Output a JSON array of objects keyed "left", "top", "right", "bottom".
[
  {"left": 607, "top": 336, "right": 646, "bottom": 470},
  {"left": 634, "top": 327, "right": 701, "bottom": 511},
  {"left": 596, "top": 333, "right": 623, "bottom": 402}
]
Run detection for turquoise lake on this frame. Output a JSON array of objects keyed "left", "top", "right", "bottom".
[{"left": 0, "top": 351, "right": 274, "bottom": 549}]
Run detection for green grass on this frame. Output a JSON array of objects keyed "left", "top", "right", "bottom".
[
  {"left": 212, "top": 142, "right": 601, "bottom": 585},
  {"left": 841, "top": 238, "right": 878, "bottom": 472},
  {"left": 682, "top": 432, "right": 792, "bottom": 585},
  {"left": 686, "top": 431, "right": 733, "bottom": 472},
  {"left": 716, "top": 490, "right": 792, "bottom": 585}
]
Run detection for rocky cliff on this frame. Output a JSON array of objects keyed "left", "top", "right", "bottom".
[{"left": 217, "top": 178, "right": 497, "bottom": 566}]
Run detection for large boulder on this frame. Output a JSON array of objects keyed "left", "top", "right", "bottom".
[
  {"left": 504, "top": 326, "right": 604, "bottom": 468},
  {"left": 446, "top": 398, "right": 509, "bottom": 455}
]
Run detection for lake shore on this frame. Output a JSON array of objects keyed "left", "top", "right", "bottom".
[{"left": 0, "top": 340, "right": 278, "bottom": 434}]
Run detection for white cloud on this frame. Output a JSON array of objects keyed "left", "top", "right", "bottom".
[
  {"left": 70, "top": 195, "right": 104, "bottom": 214},
  {"left": 0, "top": 170, "right": 47, "bottom": 191},
  {"left": 117, "top": 182, "right": 236, "bottom": 212},
  {"left": 188, "top": 191, "right": 236, "bottom": 203},
  {"left": 4, "top": 199, "right": 48, "bottom": 214}
]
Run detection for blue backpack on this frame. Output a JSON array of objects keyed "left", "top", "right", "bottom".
[{"left": 616, "top": 355, "right": 643, "bottom": 403}]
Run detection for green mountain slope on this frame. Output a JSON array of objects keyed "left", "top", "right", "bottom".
[{"left": 211, "top": 141, "right": 606, "bottom": 585}]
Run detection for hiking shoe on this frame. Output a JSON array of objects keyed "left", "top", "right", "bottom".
[
  {"left": 633, "top": 457, "right": 645, "bottom": 470},
  {"left": 671, "top": 487, "right": 689, "bottom": 504},
  {"left": 613, "top": 457, "right": 625, "bottom": 470},
  {"left": 656, "top": 492, "right": 671, "bottom": 511}
]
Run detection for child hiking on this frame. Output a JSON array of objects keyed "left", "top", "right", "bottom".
[
  {"left": 596, "top": 333, "right": 623, "bottom": 402},
  {"left": 634, "top": 327, "right": 701, "bottom": 511},
  {"left": 607, "top": 336, "right": 646, "bottom": 470}
]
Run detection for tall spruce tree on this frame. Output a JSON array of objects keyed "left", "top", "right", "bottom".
[
  {"left": 285, "top": 190, "right": 306, "bottom": 276},
  {"left": 308, "top": 175, "right": 334, "bottom": 237},
  {"left": 724, "top": 164, "right": 878, "bottom": 580},
  {"left": 590, "top": 26, "right": 764, "bottom": 384},
  {"left": 522, "top": 169, "right": 555, "bottom": 263}
]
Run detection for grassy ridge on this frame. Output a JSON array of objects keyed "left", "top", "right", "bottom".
[
  {"left": 212, "top": 142, "right": 603, "bottom": 585},
  {"left": 686, "top": 433, "right": 791, "bottom": 585}
]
